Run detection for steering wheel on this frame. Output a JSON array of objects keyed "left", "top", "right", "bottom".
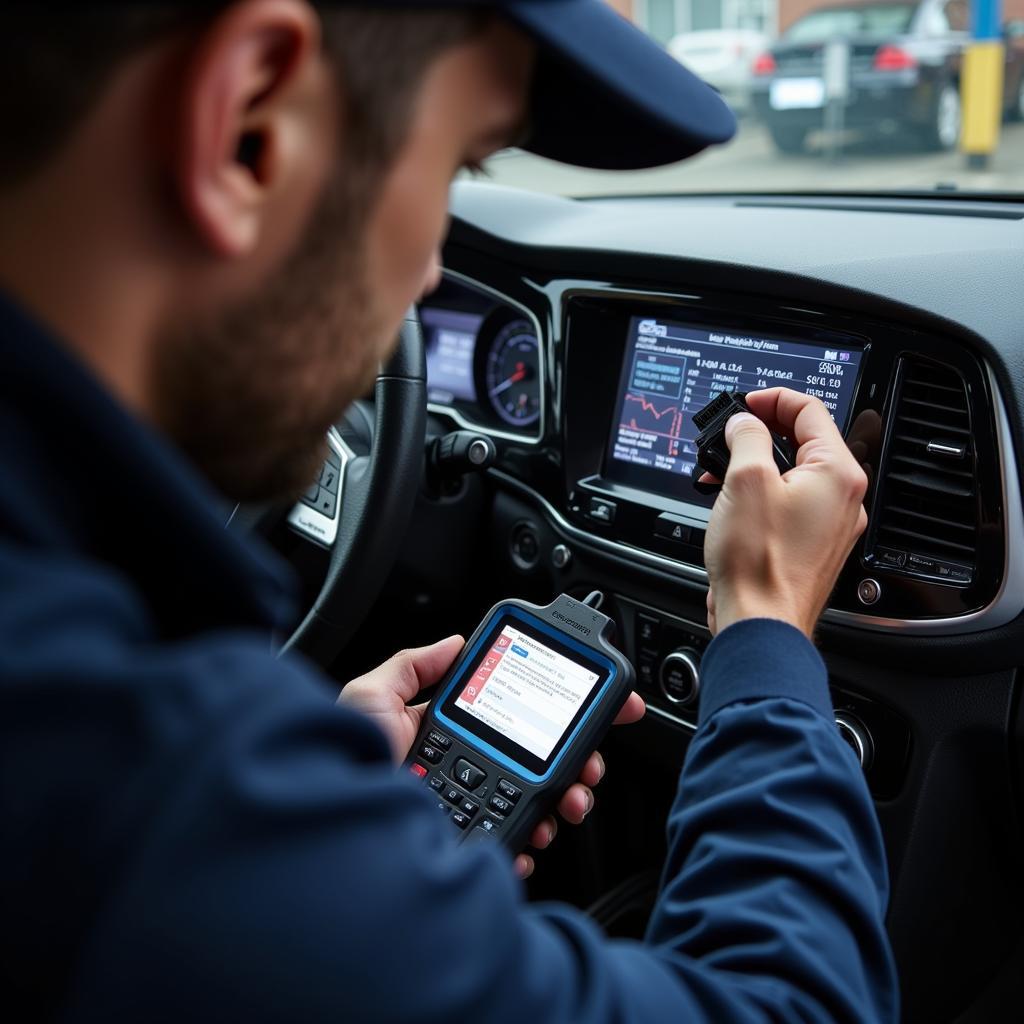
[{"left": 237, "top": 311, "right": 426, "bottom": 667}]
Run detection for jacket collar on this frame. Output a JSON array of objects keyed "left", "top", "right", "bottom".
[{"left": 0, "top": 291, "right": 298, "bottom": 637}]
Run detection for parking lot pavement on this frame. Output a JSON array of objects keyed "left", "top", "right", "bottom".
[{"left": 482, "top": 121, "right": 1024, "bottom": 197}]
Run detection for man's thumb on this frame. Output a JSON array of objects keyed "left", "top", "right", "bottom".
[{"left": 724, "top": 412, "right": 775, "bottom": 476}]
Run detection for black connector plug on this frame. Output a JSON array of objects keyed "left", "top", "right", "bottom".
[{"left": 692, "top": 391, "right": 796, "bottom": 493}]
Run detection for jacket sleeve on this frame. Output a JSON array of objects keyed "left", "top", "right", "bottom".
[{"left": 60, "top": 622, "right": 897, "bottom": 1024}]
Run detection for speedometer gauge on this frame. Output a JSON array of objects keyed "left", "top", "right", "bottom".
[{"left": 485, "top": 319, "right": 541, "bottom": 427}]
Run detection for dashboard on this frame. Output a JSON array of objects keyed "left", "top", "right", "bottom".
[
  {"left": 408, "top": 182, "right": 1024, "bottom": 1021},
  {"left": 422, "top": 194, "right": 1021, "bottom": 637}
]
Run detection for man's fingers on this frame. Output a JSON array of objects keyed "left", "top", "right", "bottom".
[
  {"left": 577, "top": 751, "right": 605, "bottom": 789},
  {"left": 529, "top": 816, "right": 557, "bottom": 850},
  {"left": 744, "top": 388, "right": 846, "bottom": 459},
  {"left": 514, "top": 854, "right": 534, "bottom": 879},
  {"left": 382, "top": 635, "right": 464, "bottom": 702},
  {"left": 557, "top": 783, "right": 593, "bottom": 825},
  {"left": 613, "top": 691, "right": 646, "bottom": 726}
]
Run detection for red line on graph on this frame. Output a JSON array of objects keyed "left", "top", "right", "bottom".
[{"left": 624, "top": 393, "right": 678, "bottom": 419}]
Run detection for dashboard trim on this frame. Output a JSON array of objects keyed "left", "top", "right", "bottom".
[{"left": 425, "top": 268, "right": 546, "bottom": 446}]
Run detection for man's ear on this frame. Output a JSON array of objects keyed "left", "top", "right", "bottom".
[{"left": 174, "top": 0, "right": 333, "bottom": 258}]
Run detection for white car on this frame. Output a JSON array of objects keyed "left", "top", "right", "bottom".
[{"left": 667, "top": 29, "right": 772, "bottom": 116}]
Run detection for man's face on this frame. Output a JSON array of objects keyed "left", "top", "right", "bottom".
[{"left": 159, "top": 19, "right": 533, "bottom": 503}]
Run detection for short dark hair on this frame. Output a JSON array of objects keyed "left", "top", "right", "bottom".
[{"left": 0, "top": 3, "right": 490, "bottom": 188}]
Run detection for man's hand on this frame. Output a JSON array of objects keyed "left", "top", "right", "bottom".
[
  {"left": 703, "top": 388, "right": 868, "bottom": 638},
  {"left": 340, "top": 636, "right": 646, "bottom": 878}
]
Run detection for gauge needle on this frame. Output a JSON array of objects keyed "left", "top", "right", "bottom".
[{"left": 489, "top": 366, "right": 527, "bottom": 398}]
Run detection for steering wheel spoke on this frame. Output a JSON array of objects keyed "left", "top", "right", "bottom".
[{"left": 286, "top": 428, "right": 355, "bottom": 548}]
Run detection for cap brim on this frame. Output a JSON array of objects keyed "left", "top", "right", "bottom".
[{"left": 506, "top": 0, "right": 737, "bottom": 169}]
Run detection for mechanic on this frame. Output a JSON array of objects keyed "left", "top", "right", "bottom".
[{"left": 0, "top": 2, "right": 897, "bottom": 1021}]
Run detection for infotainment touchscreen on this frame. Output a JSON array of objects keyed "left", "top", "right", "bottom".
[{"left": 605, "top": 315, "right": 865, "bottom": 505}]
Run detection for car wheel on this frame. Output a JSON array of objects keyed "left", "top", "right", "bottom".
[
  {"left": 922, "top": 82, "right": 961, "bottom": 150},
  {"left": 768, "top": 124, "right": 809, "bottom": 154}
]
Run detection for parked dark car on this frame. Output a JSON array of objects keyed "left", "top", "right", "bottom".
[{"left": 751, "top": 0, "right": 976, "bottom": 153}]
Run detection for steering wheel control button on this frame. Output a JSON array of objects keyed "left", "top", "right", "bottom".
[
  {"left": 301, "top": 480, "right": 320, "bottom": 504},
  {"left": 453, "top": 759, "right": 486, "bottom": 790},
  {"left": 660, "top": 650, "right": 701, "bottom": 707},
  {"left": 510, "top": 523, "right": 540, "bottom": 570},
  {"left": 857, "top": 578, "right": 882, "bottom": 606},
  {"left": 496, "top": 779, "right": 522, "bottom": 804},
  {"left": 551, "top": 543, "right": 572, "bottom": 570},
  {"left": 654, "top": 513, "right": 692, "bottom": 544},
  {"left": 479, "top": 816, "right": 501, "bottom": 834},
  {"left": 315, "top": 490, "right": 338, "bottom": 517},
  {"left": 436, "top": 801, "right": 451, "bottom": 817},
  {"left": 409, "top": 763, "right": 428, "bottom": 780},
  {"left": 418, "top": 742, "right": 444, "bottom": 765},
  {"left": 325, "top": 448, "right": 341, "bottom": 469},
  {"left": 320, "top": 464, "right": 339, "bottom": 494},
  {"left": 442, "top": 785, "right": 463, "bottom": 805},
  {"left": 451, "top": 810, "right": 472, "bottom": 830},
  {"left": 459, "top": 798, "right": 480, "bottom": 817},
  {"left": 588, "top": 497, "right": 617, "bottom": 524},
  {"left": 488, "top": 794, "right": 513, "bottom": 817},
  {"left": 428, "top": 775, "right": 444, "bottom": 791}
]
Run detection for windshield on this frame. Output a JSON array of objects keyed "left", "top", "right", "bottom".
[
  {"left": 785, "top": 5, "right": 917, "bottom": 42},
  {"left": 481, "top": 1, "right": 1023, "bottom": 197}
]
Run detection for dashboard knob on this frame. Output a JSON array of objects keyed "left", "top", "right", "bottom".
[
  {"left": 551, "top": 543, "right": 572, "bottom": 570},
  {"left": 835, "top": 711, "right": 873, "bottom": 770},
  {"left": 660, "top": 649, "right": 701, "bottom": 708}
]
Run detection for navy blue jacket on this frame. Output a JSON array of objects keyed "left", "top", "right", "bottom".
[{"left": 0, "top": 294, "right": 898, "bottom": 1022}]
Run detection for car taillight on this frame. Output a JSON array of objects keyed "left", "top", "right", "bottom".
[
  {"left": 752, "top": 52, "right": 777, "bottom": 75},
  {"left": 873, "top": 45, "right": 917, "bottom": 71}
]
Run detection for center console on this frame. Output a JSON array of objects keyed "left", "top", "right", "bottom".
[{"left": 561, "top": 288, "right": 1010, "bottom": 631}]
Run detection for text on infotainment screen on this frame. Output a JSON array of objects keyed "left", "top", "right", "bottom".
[{"left": 609, "top": 317, "right": 863, "bottom": 480}]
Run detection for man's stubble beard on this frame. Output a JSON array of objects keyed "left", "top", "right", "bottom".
[{"left": 154, "top": 171, "right": 391, "bottom": 504}]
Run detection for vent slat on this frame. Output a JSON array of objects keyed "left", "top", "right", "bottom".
[
  {"left": 883, "top": 505, "right": 976, "bottom": 533},
  {"left": 889, "top": 453, "right": 974, "bottom": 481},
  {"left": 887, "top": 471, "right": 974, "bottom": 498},
  {"left": 902, "top": 380, "right": 963, "bottom": 396},
  {"left": 876, "top": 525, "right": 975, "bottom": 556},
  {"left": 895, "top": 414, "right": 971, "bottom": 437},
  {"left": 900, "top": 396, "right": 969, "bottom": 417},
  {"left": 873, "top": 358, "right": 977, "bottom": 570}
]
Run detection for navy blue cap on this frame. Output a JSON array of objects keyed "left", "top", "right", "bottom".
[
  {"left": 339, "top": 0, "right": 737, "bottom": 169},
  {"left": 503, "top": 0, "right": 737, "bottom": 168},
  {"left": 147, "top": 0, "right": 736, "bottom": 168}
]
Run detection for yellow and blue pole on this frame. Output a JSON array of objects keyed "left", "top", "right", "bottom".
[{"left": 961, "top": 0, "right": 1004, "bottom": 169}]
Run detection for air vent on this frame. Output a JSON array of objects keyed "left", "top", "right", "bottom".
[{"left": 871, "top": 358, "right": 977, "bottom": 583}]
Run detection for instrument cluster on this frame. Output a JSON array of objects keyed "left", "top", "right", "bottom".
[{"left": 419, "top": 275, "right": 542, "bottom": 439}]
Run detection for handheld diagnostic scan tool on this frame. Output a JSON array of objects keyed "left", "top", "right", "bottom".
[{"left": 405, "top": 592, "right": 635, "bottom": 852}]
